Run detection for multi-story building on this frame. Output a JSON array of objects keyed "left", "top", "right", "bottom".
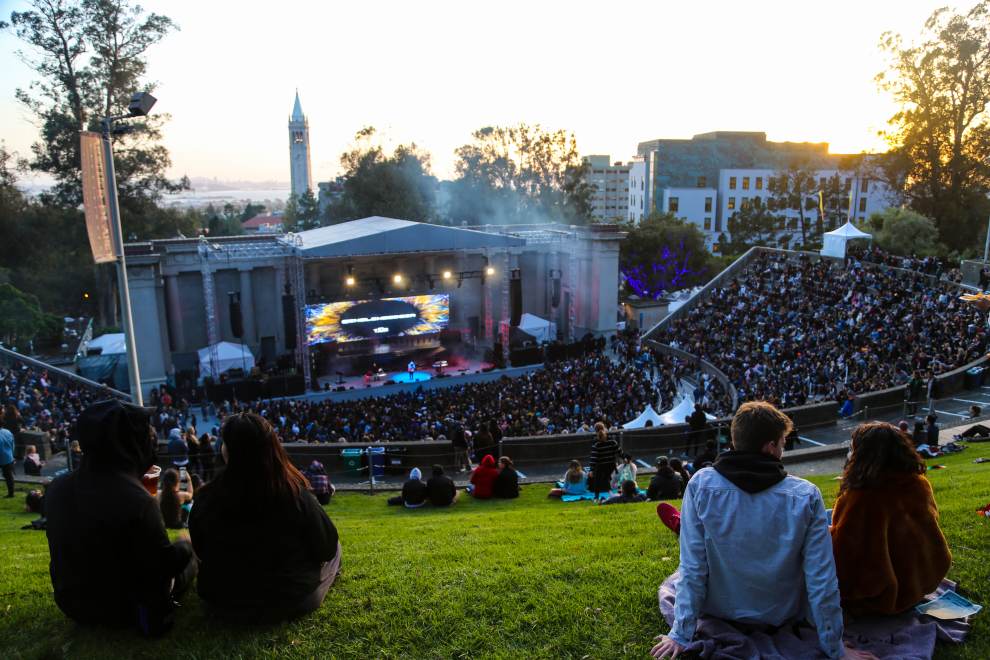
[
  {"left": 627, "top": 158, "right": 648, "bottom": 224},
  {"left": 583, "top": 155, "right": 631, "bottom": 222}
]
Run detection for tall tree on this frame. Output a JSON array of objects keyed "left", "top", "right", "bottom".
[
  {"left": 868, "top": 207, "right": 941, "bottom": 257},
  {"left": 619, "top": 212, "right": 712, "bottom": 300},
  {"left": 875, "top": 1, "right": 990, "bottom": 251},
  {"left": 726, "top": 196, "right": 779, "bottom": 252},
  {"left": 450, "top": 124, "right": 592, "bottom": 225},
  {"left": 769, "top": 159, "right": 819, "bottom": 247}
]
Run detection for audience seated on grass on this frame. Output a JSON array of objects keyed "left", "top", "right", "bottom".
[
  {"left": 611, "top": 452, "right": 637, "bottom": 490},
  {"left": 548, "top": 460, "right": 588, "bottom": 498},
  {"left": 493, "top": 456, "right": 520, "bottom": 499},
  {"left": 668, "top": 458, "right": 690, "bottom": 496},
  {"left": 303, "top": 460, "right": 334, "bottom": 505},
  {"left": 588, "top": 422, "right": 618, "bottom": 499},
  {"left": 388, "top": 468, "right": 428, "bottom": 508},
  {"left": 158, "top": 467, "right": 194, "bottom": 530},
  {"left": 830, "top": 421, "right": 951, "bottom": 616},
  {"left": 188, "top": 413, "right": 340, "bottom": 624},
  {"left": 468, "top": 454, "right": 499, "bottom": 499},
  {"left": 650, "top": 401, "right": 875, "bottom": 660},
  {"left": 955, "top": 405, "right": 990, "bottom": 440},
  {"left": 647, "top": 457, "right": 681, "bottom": 501},
  {"left": 426, "top": 465, "right": 457, "bottom": 506},
  {"left": 601, "top": 479, "right": 646, "bottom": 505},
  {"left": 44, "top": 399, "right": 197, "bottom": 636}
]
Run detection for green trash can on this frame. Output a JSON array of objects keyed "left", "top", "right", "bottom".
[{"left": 341, "top": 448, "right": 363, "bottom": 476}]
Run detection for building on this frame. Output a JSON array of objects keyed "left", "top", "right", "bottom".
[
  {"left": 636, "top": 131, "right": 896, "bottom": 249},
  {"left": 288, "top": 91, "right": 313, "bottom": 198},
  {"left": 626, "top": 158, "right": 648, "bottom": 224},
  {"left": 583, "top": 156, "right": 631, "bottom": 222},
  {"left": 241, "top": 213, "right": 285, "bottom": 234}
]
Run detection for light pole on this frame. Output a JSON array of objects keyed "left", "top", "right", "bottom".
[{"left": 100, "top": 91, "right": 158, "bottom": 405}]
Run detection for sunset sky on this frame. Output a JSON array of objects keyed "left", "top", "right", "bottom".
[{"left": 0, "top": 0, "right": 978, "bottom": 186}]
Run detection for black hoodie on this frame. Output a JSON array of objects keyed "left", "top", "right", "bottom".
[{"left": 712, "top": 451, "right": 787, "bottom": 494}]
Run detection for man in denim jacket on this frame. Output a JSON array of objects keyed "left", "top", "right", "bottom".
[{"left": 651, "top": 401, "right": 875, "bottom": 660}]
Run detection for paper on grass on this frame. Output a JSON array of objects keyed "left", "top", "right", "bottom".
[{"left": 916, "top": 590, "right": 982, "bottom": 620}]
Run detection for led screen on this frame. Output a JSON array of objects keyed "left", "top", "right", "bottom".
[{"left": 305, "top": 294, "right": 450, "bottom": 345}]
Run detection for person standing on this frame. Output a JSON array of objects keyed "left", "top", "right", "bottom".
[
  {"left": 0, "top": 418, "right": 14, "bottom": 498},
  {"left": 588, "top": 422, "right": 618, "bottom": 500}
]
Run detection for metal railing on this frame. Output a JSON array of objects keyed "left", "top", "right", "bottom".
[{"left": 0, "top": 345, "right": 130, "bottom": 401}]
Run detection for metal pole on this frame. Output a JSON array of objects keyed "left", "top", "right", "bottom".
[{"left": 101, "top": 118, "right": 144, "bottom": 405}]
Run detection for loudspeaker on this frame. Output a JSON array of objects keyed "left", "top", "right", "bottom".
[
  {"left": 282, "top": 293, "right": 297, "bottom": 350},
  {"left": 510, "top": 277, "right": 522, "bottom": 327},
  {"left": 229, "top": 296, "right": 243, "bottom": 338},
  {"left": 551, "top": 277, "right": 561, "bottom": 308}
]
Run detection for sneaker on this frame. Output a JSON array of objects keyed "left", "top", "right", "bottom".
[{"left": 657, "top": 502, "right": 682, "bottom": 536}]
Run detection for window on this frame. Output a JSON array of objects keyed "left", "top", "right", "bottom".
[
  {"left": 704, "top": 197, "right": 713, "bottom": 213},
  {"left": 859, "top": 197, "right": 867, "bottom": 212},
  {"left": 727, "top": 197, "right": 736, "bottom": 210},
  {"left": 741, "top": 197, "right": 750, "bottom": 210},
  {"left": 697, "top": 176, "right": 706, "bottom": 188},
  {"left": 861, "top": 178, "right": 870, "bottom": 193},
  {"left": 755, "top": 177, "right": 763, "bottom": 190},
  {"left": 844, "top": 177, "right": 851, "bottom": 192},
  {"left": 729, "top": 176, "right": 737, "bottom": 190},
  {"left": 669, "top": 197, "right": 679, "bottom": 213},
  {"left": 819, "top": 177, "right": 827, "bottom": 189},
  {"left": 742, "top": 177, "right": 750, "bottom": 190},
  {"left": 704, "top": 217, "right": 711, "bottom": 230}
]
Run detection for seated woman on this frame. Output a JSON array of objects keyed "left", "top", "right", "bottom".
[
  {"left": 189, "top": 413, "right": 340, "bottom": 623},
  {"left": 669, "top": 458, "right": 690, "bottom": 496},
  {"left": 467, "top": 454, "right": 499, "bottom": 499},
  {"left": 388, "top": 467, "right": 428, "bottom": 508},
  {"left": 303, "top": 460, "right": 335, "bottom": 505},
  {"left": 600, "top": 479, "right": 646, "bottom": 505},
  {"left": 831, "top": 421, "right": 951, "bottom": 616},
  {"left": 611, "top": 452, "right": 637, "bottom": 491},
  {"left": 158, "top": 467, "right": 195, "bottom": 530},
  {"left": 493, "top": 456, "right": 520, "bottom": 499},
  {"left": 549, "top": 460, "right": 587, "bottom": 497},
  {"left": 647, "top": 457, "right": 681, "bottom": 501},
  {"left": 23, "top": 444, "right": 43, "bottom": 476}
]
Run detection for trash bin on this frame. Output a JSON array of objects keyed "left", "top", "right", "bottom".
[
  {"left": 965, "top": 367, "right": 985, "bottom": 389},
  {"left": 384, "top": 446, "right": 408, "bottom": 474},
  {"left": 367, "top": 446, "right": 386, "bottom": 478},
  {"left": 341, "top": 448, "right": 363, "bottom": 477}
]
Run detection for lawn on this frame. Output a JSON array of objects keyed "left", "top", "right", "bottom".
[{"left": 1, "top": 447, "right": 989, "bottom": 659}]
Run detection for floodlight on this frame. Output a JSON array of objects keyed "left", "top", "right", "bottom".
[
  {"left": 127, "top": 92, "right": 157, "bottom": 117},
  {"left": 485, "top": 266, "right": 495, "bottom": 276},
  {"left": 442, "top": 270, "right": 452, "bottom": 280},
  {"left": 345, "top": 276, "right": 356, "bottom": 286},
  {"left": 393, "top": 274, "right": 403, "bottom": 284}
]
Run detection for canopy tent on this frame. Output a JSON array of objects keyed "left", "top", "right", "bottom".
[
  {"left": 197, "top": 341, "right": 255, "bottom": 381},
  {"left": 820, "top": 221, "right": 872, "bottom": 259},
  {"left": 86, "top": 333, "right": 126, "bottom": 355},
  {"left": 517, "top": 313, "right": 557, "bottom": 345},
  {"left": 657, "top": 397, "right": 718, "bottom": 426},
  {"left": 623, "top": 404, "right": 663, "bottom": 429}
]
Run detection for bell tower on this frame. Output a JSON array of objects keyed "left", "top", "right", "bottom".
[{"left": 288, "top": 90, "right": 313, "bottom": 198}]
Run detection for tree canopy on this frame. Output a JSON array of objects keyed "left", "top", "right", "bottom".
[
  {"left": 868, "top": 207, "right": 941, "bottom": 257},
  {"left": 619, "top": 213, "right": 712, "bottom": 301}
]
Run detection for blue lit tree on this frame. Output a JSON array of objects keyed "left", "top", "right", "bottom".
[{"left": 620, "top": 212, "right": 712, "bottom": 301}]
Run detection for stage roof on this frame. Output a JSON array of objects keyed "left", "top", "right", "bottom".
[{"left": 296, "top": 217, "right": 526, "bottom": 258}]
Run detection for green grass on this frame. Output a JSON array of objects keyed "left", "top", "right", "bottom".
[{"left": 1, "top": 447, "right": 989, "bottom": 659}]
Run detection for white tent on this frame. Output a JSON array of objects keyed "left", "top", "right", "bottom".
[
  {"left": 87, "top": 333, "right": 126, "bottom": 355},
  {"left": 518, "top": 313, "right": 557, "bottom": 344},
  {"left": 623, "top": 404, "right": 663, "bottom": 429},
  {"left": 820, "top": 221, "right": 872, "bottom": 259},
  {"left": 197, "top": 342, "right": 255, "bottom": 381}
]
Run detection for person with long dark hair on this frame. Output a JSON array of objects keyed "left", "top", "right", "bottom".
[
  {"left": 189, "top": 413, "right": 340, "bottom": 623},
  {"left": 830, "top": 422, "right": 951, "bottom": 615},
  {"left": 158, "top": 468, "right": 194, "bottom": 529}
]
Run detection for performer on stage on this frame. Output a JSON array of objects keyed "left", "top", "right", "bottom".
[{"left": 407, "top": 361, "right": 416, "bottom": 377}]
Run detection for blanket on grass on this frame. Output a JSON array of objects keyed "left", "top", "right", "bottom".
[{"left": 658, "top": 572, "right": 970, "bottom": 659}]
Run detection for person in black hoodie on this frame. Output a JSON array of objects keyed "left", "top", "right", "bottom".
[
  {"left": 387, "top": 467, "right": 429, "bottom": 508},
  {"left": 45, "top": 399, "right": 196, "bottom": 636},
  {"left": 189, "top": 413, "right": 340, "bottom": 623},
  {"left": 493, "top": 456, "right": 520, "bottom": 499},
  {"left": 426, "top": 465, "right": 457, "bottom": 506}
]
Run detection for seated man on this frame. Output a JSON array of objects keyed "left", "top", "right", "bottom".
[
  {"left": 45, "top": 400, "right": 197, "bottom": 636},
  {"left": 651, "top": 401, "right": 874, "bottom": 660},
  {"left": 954, "top": 405, "right": 990, "bottom": 440},
  {"left": 426, "top": 464, "right": 457, "bottom": 506}
]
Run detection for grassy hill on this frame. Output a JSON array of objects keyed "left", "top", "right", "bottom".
[{"left": 1, "top": 446, "right": 988, "bottom": 659}]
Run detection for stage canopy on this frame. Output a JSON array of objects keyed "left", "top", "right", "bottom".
[
  {"left": 820, "top": 221, "right": 872, "bottom": 259},
  {"left": 623, "top": 404, "right": 663, "bottom": 429},
  {"left": 198, "top": 341, "right": 255, "bottom": 381},
  {"left": 87, "top": 333, "right": 126, "bottom": 355},
  {"left": 518, "top": 313, "right": 557, "bottom": 344},
  {"left": 296, "top": 216, "right": 526, "bottom": 259}
]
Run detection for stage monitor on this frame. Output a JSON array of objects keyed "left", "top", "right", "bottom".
[{"left": 305, "top": 294, "right": 450, "bottom": 345}]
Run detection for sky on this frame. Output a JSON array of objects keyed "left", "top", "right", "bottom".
[{"left": 0, "top": 0, "right": 979, "bottom": 187}]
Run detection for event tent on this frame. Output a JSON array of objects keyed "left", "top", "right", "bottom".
[
  {"left": 623, "top": 404, "right": 663, "bottom": 429},
  {"left": 517, "top": 313, "right": 557, "bottom": 344},
  {"left": 820, "top": 221, "right": 872, "bottom": 259},
  {"left": 86, "top": 333, "right": 126, "bottom": 355},
  {"left": 198, "top": 341, "right": 255, "bottom": 381}
]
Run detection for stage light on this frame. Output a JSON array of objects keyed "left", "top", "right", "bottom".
[
  {"left": 393, "top": 274, "right": 403, "bottom": 284},
  {"left": 82, "top": 292, "right": 90, "bottom": 299},
  {"left": 442, "top": 270, "right": 452, "bottom": 280},
  {"left": 345, "top": 276, "right": 355, "bottom": 286},
  {"left": 485, "top": 266, "right": 495, "bottom": 276}
]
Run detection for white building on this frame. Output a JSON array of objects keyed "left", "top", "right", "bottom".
[
  {"left": 627, "top": 158, "right": 648, "bottom": 224},
  {"left": 584, "top": 155, "right": 631, "bottom": 222}
]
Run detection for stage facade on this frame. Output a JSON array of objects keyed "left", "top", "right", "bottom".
[{"left": 123, "top": 217, "right": 623, "bottom": 396}]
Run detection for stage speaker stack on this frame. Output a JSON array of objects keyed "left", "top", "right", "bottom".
[
  {"left": 282, "top": 291, "right": 297, "bottom": 350},
  {"left": 510, "top": 275, "right": 522, "bottom": 327},
  {"left": 229, "top": 293, "right": 243, "bottom": 338}
]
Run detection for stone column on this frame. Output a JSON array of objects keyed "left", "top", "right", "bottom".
[
  {"left": 164, "top": 274, "right": 185, "bottom": 352},
  {"left": 239, "top": 268, "right": 256, "bottom": 344}
]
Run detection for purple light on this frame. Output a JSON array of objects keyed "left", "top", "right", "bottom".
[{"left": 622, "top": 240, "right": 702, "bottom": 300}]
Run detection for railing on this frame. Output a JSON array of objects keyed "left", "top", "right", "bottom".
[{"left": 0, "top": 345, "right": 130, "bottom": 401}]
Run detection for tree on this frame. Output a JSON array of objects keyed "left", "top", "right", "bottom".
[
  {"left": 619, "top": 213, "right": 712, "bottom": 300},
  {"left": 0, "top": 283, "right": 52, "bottom": 346},
  {"left": 769, "top": 160, "right": 819, "bottom": 246},
  {"left": 326, "top": 127, "right": 437, "bottom": 224},
  {"left": 449, "top": 124, "right": 592, "bottom": 225},
  {"left": 868, "top": 207, "right": 941, "bottom": 257},
  {"left": 726, "top": 196, "right": 778, "bottom": 252},
  {"left": 875, "top": 2, "right": 990, "bottom": 251},
  {"left": 296, "top": 188, "right": 319, "bottom": 229}
]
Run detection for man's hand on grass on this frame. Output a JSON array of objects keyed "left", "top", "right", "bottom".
[{"left": 650, "top": 634, "right": 685, "bottom": 658}]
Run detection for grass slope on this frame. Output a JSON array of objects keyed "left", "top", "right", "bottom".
[{"left": 1, "top": 447, "right": 989, "bottom": 659}]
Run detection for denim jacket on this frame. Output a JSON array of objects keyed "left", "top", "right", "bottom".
[{"left": 668, "top": 467, "right": 844, "bottom": 659}]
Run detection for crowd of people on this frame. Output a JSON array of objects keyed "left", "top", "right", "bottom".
[
  {"left": 658, "top": 251, "right": 989, "bottom": 408},
  {"left": 848, "top": 243, "right": 959, "bottom": 281}
]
